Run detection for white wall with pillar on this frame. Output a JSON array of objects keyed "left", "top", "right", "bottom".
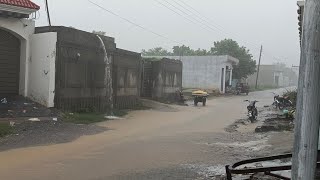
[{"left": 29, "top": 32, "right": 57, "bottom": 107}]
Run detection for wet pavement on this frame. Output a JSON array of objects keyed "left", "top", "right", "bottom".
[{"left": 0, "top": 89, "right": 294, "bottom": 180}]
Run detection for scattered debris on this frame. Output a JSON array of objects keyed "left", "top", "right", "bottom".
[
  {"left": 9, "top": 121, "right": 15, "bottom": 127},
  {"left": 105, "top": 116, "right": 122, "bottom": 120},
  {"left": 28, "top": 118, "right": 41, "bottom": 122},
  {"left": 1, "top": 98, "right": 7, "bottom": 104}
]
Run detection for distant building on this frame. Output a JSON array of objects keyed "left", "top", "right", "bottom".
[
  {"left": 246, "top": 64, "right": 298, "bottom": 88},
  {"left": 147, "top": 56, "right": 239, "bottom": 93},
  {"left": 141, "top": 58, "right": 182, "bottom": 102}
]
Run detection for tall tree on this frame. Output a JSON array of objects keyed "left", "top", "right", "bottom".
[
  {"left": 210, "top": 39, "right": 256, "bottom": 79},
  {"left": 172, "top": 45, "right": 194, "bottom": 56},
  {"left": 141, "top": 47, "right": 172, "bottom": 56}
]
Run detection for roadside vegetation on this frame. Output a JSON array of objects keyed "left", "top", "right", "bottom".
[
  {"left": 0, "top": 123, "right": 14, "bottom": 137},
  {"left": 251, "top": 86, "right": 277, "bottom": 92},
  {"left": 142, "top": 39, "right": 257, "bottom": 80},
  {"left": 283, "top": 89, "right": 298, "bottom": 106}
]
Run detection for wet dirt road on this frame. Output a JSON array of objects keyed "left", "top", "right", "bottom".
[{"left": 0, "top": 90, "right": 292, "bottom": 180}]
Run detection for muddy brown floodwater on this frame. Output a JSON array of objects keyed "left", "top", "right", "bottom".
[{"left": 0, "top": 89, "right": 293, "bottom": 180}]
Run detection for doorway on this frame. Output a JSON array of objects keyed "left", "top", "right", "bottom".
[{"left": 0, "top": 29, "right": 21, "bottom": 96}]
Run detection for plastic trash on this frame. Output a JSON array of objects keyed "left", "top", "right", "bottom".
[
  {"left": 9, "top": 121, "right": 15, "bottom": 127},
  {"left": 1, "top": 98, "right": 7, "bottom": 104},
  {"left": 29, "top": 118, "right": 41, "bottom": 122},
  {"left": 104, "top": 116, "right": 122, "bottom": 120}
]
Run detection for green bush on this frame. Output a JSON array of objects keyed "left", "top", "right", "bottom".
[
  {"left": 0, "top": 123, "right": 13, "bottom": 137},
  {"left": 283, "top": 89, "right": 298, "bottom": 107}
]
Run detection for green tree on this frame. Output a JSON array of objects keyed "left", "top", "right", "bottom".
[
  {"left": 210, "top": 39, "right": 256, "bottom": 79},
  {"left": 141, "top": 47, "right": 172, "bottom": 56},
  {"left": 172, "top": 45, "right": 194, "bottom": 56},
  {"left": 194, "top": 48, "right": 209, "bottom": 56}
]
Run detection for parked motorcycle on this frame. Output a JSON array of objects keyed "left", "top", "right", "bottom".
[
  {"left": 272, "top": 93, "right": 293, "bottom": 110},
  {"left": 244, "top": 100, "right": 258, "bottom": 122}
]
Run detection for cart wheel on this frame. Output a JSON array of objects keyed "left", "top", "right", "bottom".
[{"left": 203, "top": 98, "right": 207, "bottom": 106}]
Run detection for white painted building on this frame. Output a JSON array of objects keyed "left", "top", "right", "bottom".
[
  {"left": 149, "top": 56, "right": 239, "bottom": 93},
  {"left": 0, "top": 0, "right": 57, "bottom": 107}
]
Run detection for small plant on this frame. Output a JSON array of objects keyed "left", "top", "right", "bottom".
[
  {"left": 0, "top": 123, "right": 14, "bottom": 137},
  {"left": 283, "top": 89, "right": 297, "bottom": 107},
  {"left": 63, "top": 112, "right": 106, "bottom": 124}
]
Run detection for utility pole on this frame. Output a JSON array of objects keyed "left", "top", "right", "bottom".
[
  {"left": 292, "top": 0, "right": 320, "bottom": 179},
  {"left": 45, "top": 0, "right": 52, "bottom": 26},
  {"left": 255, "top": 45, "right": 263, "bottom": 89}
]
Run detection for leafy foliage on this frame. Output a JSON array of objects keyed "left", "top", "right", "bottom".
[
  {"left": 210, "top": 39, "right": 256, "bottom": 79},
  {"left": 142, "top": 47, "right": 173, "bottom": 56},
  {"left": 0, "top": 123, "right": 13, "bottom": 137},
  {"left": 141, "top": 39, "right": 256, "bottom": 79},
  {"left": 283, "top": 89, "right": 297, "bottom": 107}
]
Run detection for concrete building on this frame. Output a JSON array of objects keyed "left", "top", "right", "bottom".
[
  {"left": 149, "top": 56, "right": 239, "bottom": 93},
  {"left": 141, "top": 58, "right": 182, "bottom": 102},
  {"left": 34, "top": 26, "right": 142, "bottom": 111},
  {"left": 246, "top": 64, "right": 298, "bottom": 88},
  {"left": 0, "top": 0, "right": 39, "bottom": 97}
]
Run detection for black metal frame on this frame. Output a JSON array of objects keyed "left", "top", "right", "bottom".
[{"left": 225, "top": 151, "right": 320, "bottom": 180}]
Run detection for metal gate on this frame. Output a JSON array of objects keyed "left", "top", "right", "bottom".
[
  {"left": 0, "top": 29, "right": 20, "bottom": 95},
  {"left": 141, "top": 61, "right": 153, "bottom": 98}
]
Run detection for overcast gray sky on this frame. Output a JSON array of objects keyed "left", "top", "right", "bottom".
[{"left": 33, "top": 0, "right": 301, "bottom": 65}]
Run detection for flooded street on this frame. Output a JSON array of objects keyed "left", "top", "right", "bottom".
[{"left": 0, "top": 90, "right": 293, "bottom": 180}]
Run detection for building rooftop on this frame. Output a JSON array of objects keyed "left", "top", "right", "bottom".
[{"left": 0, "top": 0, "right": 40, "bottom": 10}]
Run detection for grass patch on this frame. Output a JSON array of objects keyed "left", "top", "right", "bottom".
[
  {"left": 112, "top": 109, "right": 128, "bottom": 117},
  {"left": 63, "top": 113, "right": 106, "bottom": 124},
  {"left": 251, "top": 86, "right": 277, "bottom": 91},
  {"left": 0, "top": 123, "right": 14, "bottom": 137}
]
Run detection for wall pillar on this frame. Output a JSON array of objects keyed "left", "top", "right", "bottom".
[{"left": 229, "top": 69, "right": 233, "bottom": 86}]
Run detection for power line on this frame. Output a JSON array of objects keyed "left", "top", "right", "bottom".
[
  {"left": 87, "top": 0, "right": 183, "bottom": 46},
  {"left": 153, "top": 0, "right": 211, "bottom": 32},
  {"left": 172, "top": 0, "right": 287, "bottom": 62},
  {"left": 155, "top": 0, "right": 265, "bottom": 57},
  {"left": 44, "top": 0, "right": 51, "bottom": 26},
  {"left": 172, "top": 0, "right": 224, "bottom": 33}
]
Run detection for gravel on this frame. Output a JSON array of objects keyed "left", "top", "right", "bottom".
[{"left": 0, "top": 120, "right": 107, "bottom": 151}]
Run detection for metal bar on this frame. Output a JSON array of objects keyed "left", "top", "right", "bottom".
[
  {"left": 226, "top": 151, "right": 320, "bottom": 179},
  {"left": 230, "top": 165, "right": 292, "bottom": 174},
  {"left": 265, "top": 172, "right": 290, "bottom": 180},
  {"left": 225, "top": 165, "right": 232, "bottom": 180},
  {"left": 232, "top": 153, "right": 292, "bottom": 169}
]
